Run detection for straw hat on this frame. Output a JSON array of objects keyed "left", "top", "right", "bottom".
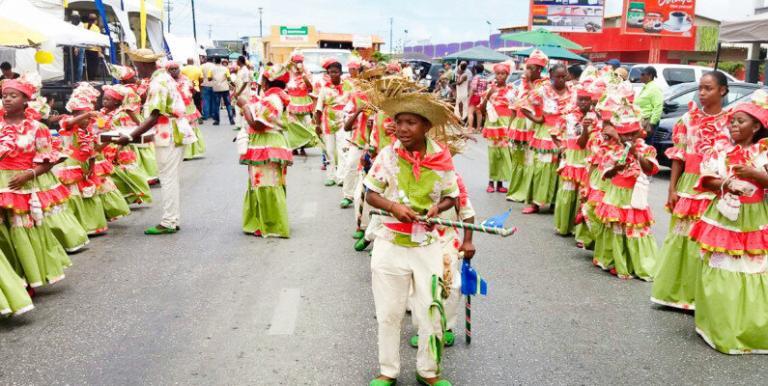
[{"left": 127, "top": 48, "right": 164, "bottom": 63}]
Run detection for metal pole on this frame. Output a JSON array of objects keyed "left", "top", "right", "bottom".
[
  {"left": 713, "top": 42, "right": 722, "bottom": 71},
  {"left": 259, "top": 7, "right": 263, "bottom": 38},
  {"left": 191, "top": 0, "right": 197, "bottom": 40},
  {"left": 389, "top": 17, "right": 393, "bottom": 56},
  {"left": 166, "top": 0, "right": 171, "bottom": 33}
]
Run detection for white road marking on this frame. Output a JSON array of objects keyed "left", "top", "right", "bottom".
[
  {"left": 299, "top": 201, "right": 318, "bottom": 219},
  {"left": 267, "top": 288, "right": 301, "bottom": 335}
]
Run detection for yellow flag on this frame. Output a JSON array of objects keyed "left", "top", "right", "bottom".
[
  {"left": 140, "top": 0, "right": 147, "bottom": 49},
  {"left": 63, "top": 0, "right": 68, "bottom": 8}
]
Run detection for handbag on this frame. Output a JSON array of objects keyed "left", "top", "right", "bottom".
[{"left": 630, "top": 173, "right": 650, "bottom": 209}]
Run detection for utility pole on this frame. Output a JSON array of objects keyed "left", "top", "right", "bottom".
[
  {"left": 258, "top": 7, "right": 263, "bottom": 38},
  {"left": 166, "top": 0, "right": 172, "bottom": 33},
  {"left": 191, "top": 0, "right": 198, "bottom": 40},
  {"left": 208, "top": 24, "right": 212, "bottom": 39},
  {"left": 389, "top": 17, "right": 393, "bottom": 56}
]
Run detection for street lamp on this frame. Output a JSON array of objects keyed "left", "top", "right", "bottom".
[
  {"left": 486, "top": 20, "right": 492, "bottom": 45},
  {"left": 403, "top": 29, "right": 408, "bottom": 54}
]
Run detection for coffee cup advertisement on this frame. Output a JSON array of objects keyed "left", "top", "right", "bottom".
[{"left": 621, "top": 0, "right": 696, "bottom": 37}]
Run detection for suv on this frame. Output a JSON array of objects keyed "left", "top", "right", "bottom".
[{"left": 628, "top": 64, "right": 739, "bottom": 92}]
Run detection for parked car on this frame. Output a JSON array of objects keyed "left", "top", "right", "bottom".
[
  {"left": 651, "top": 82, "right": 765, "bottom": 167},
  {"left": 628, "top": 64, "right": 739, "bottom": 93}
]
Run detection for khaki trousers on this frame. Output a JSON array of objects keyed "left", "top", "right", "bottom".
[{"left": 155, "top": 145, "right": 185, "bottom": 228}]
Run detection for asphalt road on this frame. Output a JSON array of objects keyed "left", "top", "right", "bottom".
[{"left": 0, "top": 122, "right": 765, "bottom": 385}]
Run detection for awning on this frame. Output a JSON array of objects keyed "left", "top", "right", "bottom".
[
  {"left": 515, "top": 46, "right": 588, "bottom": 63},
  {"left": 719, "top": 12, "right": 768, "bottom": 43},
  {"left": 442, "top": 46, "right": 510, "bottom": 62},
  {"left": 0, "top": 0, "right": 109, "bottom": 47}
]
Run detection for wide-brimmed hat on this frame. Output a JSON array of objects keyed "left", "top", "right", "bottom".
[
  {"left": 731, "top": 89, "right": 768, "bottom": 128},
  {"left": 380, "top": 92, "right": 458, "bottom": 129},
  {"left": 127, "top": 48, "right": 164, "bottom": 63}
]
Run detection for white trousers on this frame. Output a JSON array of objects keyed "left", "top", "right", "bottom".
[
  {"left": 155, "top": 145, "right": 184, "bottom": 228},
  {"left": 341, "top": 146, "right": 363, "bottom": 199},
  {"left": 371, "top": 239, "right": 443, "bottom": 379},
  {"left": 454, "top": 92, "right": 469, "bottom": 120},
  {"left": 334, "top": 130, "right": 351, "bottom": 183},
  {"left": 353, "top": 174, "right": 371, "bottom": 231},
  {"left": 322, "top": 133, "right": 338, "bottom": 182},
  {"left": 410, "top": 231, "right": 463, "bottom": 331}
]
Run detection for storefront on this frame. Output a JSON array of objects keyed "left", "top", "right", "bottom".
[{"left": 260, "top": 25, "right": 383, "bottom": 64}]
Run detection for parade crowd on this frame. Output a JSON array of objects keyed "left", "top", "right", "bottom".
[{"left": 1, "top": 42, "right": 767, "bottom": 386}]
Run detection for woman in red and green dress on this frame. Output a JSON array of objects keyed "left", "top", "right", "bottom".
[
  {"left": 0, "top": 78, "right": 76, "bottom": 289},
  {"left": 99, "top": 85, "right": 153, "bottom": 205},
  {"left": 551, "top": 86, "right": 594, "bottom": 236},
  {"left": 688, "top": 91, "right": 768, "bottom": 353},
  {"left": 506, "top": 50, "right": 549, "bottom": 203},
  {"left": 236, "top": 78, "right": 293, "bottom": 238},
  {"left": 519, "top": 63, "right": 572, "bottom": 214},
  {"left": 285, "top": 54, "right": 316, "bottom": 154},
  {"left": 651, "top": 72, "right": 730, "bottom": 310},
  {"left": 481, "top": 62, "right": 514, "bottom": 193}
]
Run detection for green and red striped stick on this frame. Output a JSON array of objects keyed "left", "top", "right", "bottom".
[{"left": 369, "top": 209, "right": 517, "bottom": 237}]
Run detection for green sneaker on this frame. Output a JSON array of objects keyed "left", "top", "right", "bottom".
[
  {"left": 416, "top": 373, "right": 451, "bottom": 386},
  {"left": 340, "top": 198, "right": 353, "bottom": 208},
  {"left": 352, "top": 230, "right": 365, "bottom": 239},
  {"left": 369, "top": 378, "right": 397, "bottom": 386},
  {"left": 144, "top": 225, "right": 178, "bottom": 235},
  {"left": 354, "top": 238, "right": 371, "bottom": 252},
  {"left": 410, "top": 330, "right": 454, "bottom": 348},
  {"left": 409, "top": 335, "right": 419, "bottom": 348},
  {"left": 324, "top": 179, "right": 336, "bottom": 187}
]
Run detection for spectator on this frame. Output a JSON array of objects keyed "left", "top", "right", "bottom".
[
  {"left": 605, "top": 58, "right": 621, "bottom": 71},
  {"left": 83, "top": 13, "right": 103, "bottom": 80},
  {"left": 467, "top": 63, "right": 488, "bottom": 131},
  {"left": 0, "top": 62, "right": 20, "bottom": 81},
  {"left": 567, "top": 64, "right": 583, "bottom": 83},
  {"left": 441, "top": 62, "right": 455, "bottom": 98},
  {"left": 615, "top": 67, "right": 629, "bottom": 81},
  {"left": 635, "top": 66, "right": 664, "bottom": 143},
  {"left": 181, "top": 58, "right": 204, "bottom": 122},
  {"left": 454, "top": 61, "right": 472, "bottom": 121},
  {"left": 69, "top": 11, "right": 86, "bottom": 82},
  {"left": 210, "top": 57, "right": 235, "bottom": 126},
  {"left": 200, "top": 56, "right": 215, "bottom": 120},
  {"left": 401, "top": 62, "right": 414, "bottom": 80}
]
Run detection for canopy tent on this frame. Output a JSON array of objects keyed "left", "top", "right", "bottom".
[
  {"left": 719, "top": 12, "right": 768, "bottom": 43},
  {"left": 165, "top": 34, "right": 205, "bottom": 64},
  {"left": 442, "top": 46, "right": 510, "bottom": 63},
  {"left": 0, "top": 17, "right": 47, "bottom": 48},
  {"left": 122, "top": 0, "right": 165, "bottom": 52},
  {"left": 500, "top": 28, "right": 584, "bottom": 51},
  {"left": 0, "top": 0, "right": 109, "bottom": 47},
  {"left": 515, "top": 46, "right": 588, "bottom": 63}
]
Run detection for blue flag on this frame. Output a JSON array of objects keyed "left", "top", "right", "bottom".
[
  {"left": 461, "top": 260, "right": 488, "bottom": 296},
  {"left": 481, "top": 208, "right": 511, "bottom": 229}
]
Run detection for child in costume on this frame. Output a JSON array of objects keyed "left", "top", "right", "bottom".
[
  {"left": 284, "top": 53, "right": 316, "bottom": 155},
  {"left": 594, "top": 101, "right": 659, "bottom": 280},
  {"left": 687, "top": 90, "right": 768, "bottom": 354},
  {"left": 365, "top": 91, "right": 458, "bottom": 386},
  {"left": 651, "top": 72, "right": 731, "bottom": 310},
  {"left": 99, "top": 85, "right": 154, "bottom": 205},
  {"left": 235, "top": 73, "right": 293, "bottom": 238},
  {"left": 340, "top": 89, "right": 372, "bottom": 209},
  {"left": 314, "top": 59, "right": 353, "bottom": 186},
  {"left": 551, "top": 85, "right": 595, "bottom": 236},
  {"left": 506, "top": 50, "right": 549, "bottom": 203},
  {"left": 165, "top": 61, "right": 206, "bottom": 160},
  {"left": 481, "top": 62, "right": 514, "bottom": 193}
]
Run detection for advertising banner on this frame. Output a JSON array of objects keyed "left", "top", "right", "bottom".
[
  {"left": 279, "top": 26, "right": 310, "bottom": 43},
  {"left": 529, "top": 0, "right": 606, "bottom": 33},
  {"left": 621, "top": 0, "right": 697, "bottom": 37}
]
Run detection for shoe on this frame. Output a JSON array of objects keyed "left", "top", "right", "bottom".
[
  {"left": 576, "top": 241, "right": 585, "bottom": 249},
  {"left": 410, "top": 330, "right": 454, "bottom": 349},
  {"left": 416, "top": 373, "right": 451, "bottom": 386},
  {"left": 340, "top": 198, "right": 353, "bottom": 208},
  {"left": 522, "top": 205, "right": 539, "bottom": 214},
  {"left": 292, "top": 149, "right": 299, "bottom": 156},
  {"left": 496, "top": 186, "right": 508, "bottom": 194},
  {"left": 144, "top": 225, "right": 178, "bottom": 235},
  {"left": 486, "top": 185, "right": 495, "bottom": 193},
  {"left": 299, "top": 148, "right": 307, "bottom": 156},
  {"left": 338, "top": 181, "right": 344, "bottom": 187},
  {"left": 320, "top": 164, "right": 327, "bottom": 171},
  {"left": 229, "top": 120, "right": 236, "bottom": 125},
  {"left": 352, "top": 230, "right": 365, "bottom": 239},
  {"left": 213, "top": 121, "right": 220, "bottom": 126},
  {"left": 254, "top": 230, "right": 262, "bottom": 237},
  {"left": 324, "top": 179, "right": 336, "bottom": 187},
  {"left": 409, "top": 335, "right": 419, "bottom": 348},
  {"left": 354, "top": 238, "right": 370, "bottom": 252},
  {"left": 369, "top": 378, "right": 397, "bottom": 386}
]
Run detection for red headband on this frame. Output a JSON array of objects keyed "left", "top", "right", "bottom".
[
  {"left": 104, "top": 88, "right": 125, "bottom": 101},
  {"left": 493, "top": 63, "right": 510, "bottom": 74},
  {"left": 2, "top": 80, "right": 36, "bottom": 99},
  {"left": 321, "top": 58, "right": 341, "bottom": 70},
  {"left": 732, "top": 102, "right": 768, "bottom": 128},
  {"left": 615, "top": 121, "right": 642, "bottom": 134}
]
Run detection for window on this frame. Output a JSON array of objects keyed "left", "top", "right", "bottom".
[
  {"left": 668, "top": 89, "right": 697, "bottom": 108},
  {"left": 726, "top": 86, "right": 757, "bottom": 106},
  {"left": 628, "top": 67, "right": 643, "bottom": 83},
  {"left": 663, "top": 68, "right": 696, "bottom": 86}
]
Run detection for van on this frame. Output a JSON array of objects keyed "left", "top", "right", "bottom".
[{"left": 628, "top": 64, "right": 739, "bottom": 91}]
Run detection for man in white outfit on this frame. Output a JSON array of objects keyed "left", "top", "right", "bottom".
[{"left": 453, "top": 61, "right": 471, "bottom": 121}]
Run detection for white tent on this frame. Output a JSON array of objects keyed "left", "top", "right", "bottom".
[
  {"left": 0, "top": 0, "right": 109, "bottom": 47},
  {"left": 165, "top": 34, "right": 205, "bottom": 65},
  {"left": 121, "top": 0, "right": 165, "bottom": 53},
  {"left": 719, "top": 12, "right": 768, "bottom": 43}
]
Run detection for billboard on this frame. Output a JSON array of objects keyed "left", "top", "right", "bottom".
[
  {"left": 621, "top": 0, "right": 697, "bottom": 36},
  {"left": 529, "top": 0, "right": 606, "bottom": 33},
  {"left": 279, "top": 26, "right": 309, "bottom": 43}
]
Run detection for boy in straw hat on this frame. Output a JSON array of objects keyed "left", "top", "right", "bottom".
[
  {"left": 116, "top": 49, "right": 197, "bottom": 235},
  {"left": 364, "top": 90, "right": 459, "bottom": 386}
]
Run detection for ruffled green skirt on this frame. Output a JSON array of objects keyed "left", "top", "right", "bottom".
[
  {"left": 651, "top": 217, "right": 701, "bottom": 310},
  {"left": 100, "top": 187, "right": 131, "bottom": 221},
  {"left": 0, "top": 250, "right": 33, "bottom": 316},
  {"left": 67, "top": 194, "right": 107, "bottom": 235},
  {"left": 184, "top": 126, "right": 207, "bottom": 160},
  {"left": 6, "top": 218, "right": 72, "bottom": 288},
  {"left": 695, "top": 254, "right": 768, "bottom": 354},
  {"left": 132, "top": 145, "right": 158, "bottom": 181},
  {"left": 242, "top": 186, "right": 290, "bottom": 238},
  {"left": 506, "top": 144, "right": 530, "bottom": 202},
  {"left": 284, "top": 115, "right": 319, "bottom": 149},
  {"left": 112, "top": 166, "right": 153, "bottom": 205},
  {"left": 553, "top": 177, "right": 578, "bottom": 236},
  {"left": 488, "top": 145, "right": 513, "bottom": 181},
  {"left": 46, "top": 209, "right": 89, "bottom": 253}
]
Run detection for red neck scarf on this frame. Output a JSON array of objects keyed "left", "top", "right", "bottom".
[{"left": 395, "top": 142, "right": 454, "bottom": 181}]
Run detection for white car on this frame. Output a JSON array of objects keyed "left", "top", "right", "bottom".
[
  {"left": 294, "top": 48, "right": 352, "bottom": 75},
  {"left": 628, "top": 64, "right": 740, "bottom": 92}
]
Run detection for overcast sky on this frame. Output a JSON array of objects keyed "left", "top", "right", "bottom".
[{"left": 167, "top": 0, "right": 759, "bottom": 45}]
